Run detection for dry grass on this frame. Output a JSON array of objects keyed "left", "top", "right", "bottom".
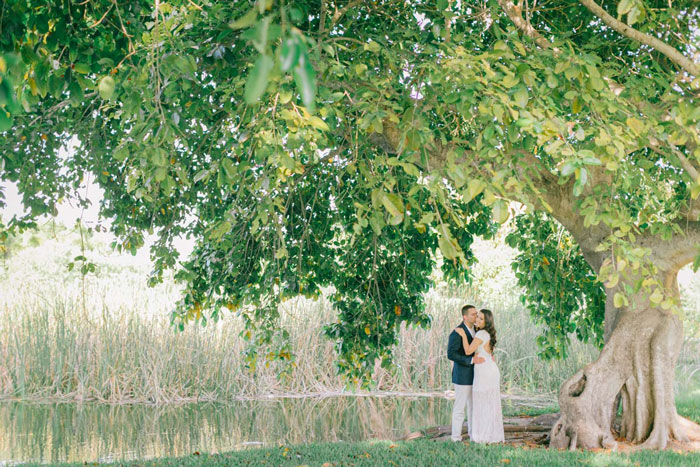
[{"left": 0, "top": 228, "right": 697, "bottom": 404}]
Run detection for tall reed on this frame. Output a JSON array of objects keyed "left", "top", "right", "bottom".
[{"left": 1, "top": 230, "right": 697, "bottom": 403}]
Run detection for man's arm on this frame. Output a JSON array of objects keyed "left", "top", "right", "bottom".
[{"left": 447, "top": 332, "right": 473, "bottom": 366}]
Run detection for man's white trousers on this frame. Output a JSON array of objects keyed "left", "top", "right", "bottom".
[{"left": 451, "top": 383, "right": 472, "bottom": 441}]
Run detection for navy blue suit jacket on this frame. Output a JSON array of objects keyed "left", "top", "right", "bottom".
[{"left": 447, "top": 322, "right": 475, "bottom": 385}]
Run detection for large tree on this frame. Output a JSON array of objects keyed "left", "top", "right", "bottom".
[{"left": 1, "top": 0, "right": 699, "bottom": 450}]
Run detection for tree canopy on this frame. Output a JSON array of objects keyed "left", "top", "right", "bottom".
[{"left": 1, "top": 0, "right": 699, "bottom": 385}]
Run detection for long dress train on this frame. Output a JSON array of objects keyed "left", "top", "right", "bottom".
[{"left": 471, "top": 330, "right": 505, "bottom": 443}]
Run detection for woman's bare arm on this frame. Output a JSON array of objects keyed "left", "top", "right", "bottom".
[
  {"left": 459, "top": 332, "right": 482, "bottom": 355},
  {"left": 455, "top": 328, "right": 483, "bottom": 355}
]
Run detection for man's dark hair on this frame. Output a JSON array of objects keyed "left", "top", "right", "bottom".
[{"left": 461, "top": 305, "right": 476, "bottom": 316}]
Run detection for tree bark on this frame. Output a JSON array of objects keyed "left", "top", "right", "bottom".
[
  {"left": 550, "top": 259, "right": 690, "bottom": 449},
  {"left": 495, "top": 151, "right": 699, "bottom": 450},
  {"left": 550, "top": 305, "right": 687, "bottom": 449},
  {"left": 541, "top": 189, "right": 700, "bottom": 449}
]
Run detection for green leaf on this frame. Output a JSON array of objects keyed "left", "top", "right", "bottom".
[
  {"left": 626, "top": 117, "right": 644, "bottom": 135},
  {"left": 229, "top": 8, "right": 257, "bottom": 29},
  {"left": 559, "top": 161, "right": 576, "bottom": 177},
  {"left": 605, "top": 273, "right": 619, "bottom": 288},
  {"left": 492, "top": 199, "right": 509, "bottom": 224},
  {"left": 438, "top": 231, "right": 457, "bottom": 260},
  {"left": 514, "top": 88, "right": 529, "bottom": 108},
  {"left": 251, "top": 17, "right": 271, "bottom": 54},
  {"left": 617, "top": 0, "right": 633, "bottom": 15},
  {"left": 578, "top": 167, "right": 588, "bottom": 186},
  {"left": 571, "top": 97, "right": 582, "bottom": 114},
  {"left": 113, "top": 147, "right": 129, "bottom": 162},
  {"left": 279, "top": 37, "right": 299, "bottom": 72},
  {"left": 691, "top": 183, "right": 700, "bottom": 200},
  {"left": 482, "top": 189, "right": 496, "bottom": 206},
  {"left": 381, "top": 193, "right": 404, "bottom": 220},
  {"left": 279, "top": 89, "right": 293, "bottom": 104},
  {"left": 0, "top": 110, "right": 12, "bottom": 131},
  {"left": 293, "top": 51, "right": 316, "bottom": 111},
  {"left": 154, "top": 167, "right": 167, "bottom": 182},
  {"left": 162, "top": 175, "right": 176, "bottom": 195},
  {"left": 98, "top": 76, "right": 115, "bottom": 100},
  {"left": 73, "top": 63, "right": 90, "bottom": 74},
  {"left": 222, "top": 158, "right": 237, "bottom": 178},
  {"left": 573, "top": 177, "right": 585, "bottom": 197},
  {"left": 400, "top": 162, "right": 420, "bottom": 177},
  {"left": 613, "top": 292, "right": 628, "bottom": 308},
  {"left": 387, "top": 214, "right": 403, "bottom": 226},
  {"left": 464, "top": 179, "right": 486, "bottom": 202},
  {"left": 627, "top": 6, "right": 643, "bottom": 26},
  {"left": 369, "top": 212, "right": 384, "bottom": 235},
  {"left": 209, "top": 221, "right": 232, "bottom": 240},
  {"left": 308, "top": 116, "right": 329, "bottom": 132},
  {"left": 244, "top": 54, "right": 274, "bottom": 104},
  {"left": 579, "top": 150, "right": 601, "bottom": 166},
  {"left": 194, "top": 169, "right": 210, "bottom": 183},
  {"left": 364, "top": 41, "right": 381, "bottom": 53},
  {"left": 590, "top": 77, "right": 604, "bottom": 91},
  {"left": 69, "top": 80, "right": 84, "bottom": 106},
  {"left": 649, "top": 288, "right": 663, "bottom": 304},
  {"left": 150, "top": 148, "right": 167, "bottom": 166}
]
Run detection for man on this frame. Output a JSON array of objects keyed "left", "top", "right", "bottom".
[{"left": 447, "top": 304, "right": 485, "bottom": 442}]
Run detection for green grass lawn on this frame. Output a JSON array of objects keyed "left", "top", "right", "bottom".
[
  {"left": 678, "top": 389, "right": 700, "bottom": 424},
  {"left": 25, "top": 438, "right": 700, "bottom": 467}
]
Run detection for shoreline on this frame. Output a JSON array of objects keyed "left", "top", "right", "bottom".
[{"left": 0, "top": 390, "right": 557, "bottom": 406}]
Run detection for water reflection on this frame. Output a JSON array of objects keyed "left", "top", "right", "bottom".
[{"left": 0, "top": 396, "right": 453, "bottom": 464}]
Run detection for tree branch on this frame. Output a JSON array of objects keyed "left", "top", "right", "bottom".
[
  {"left": 330, "top": 0, "right": 362, "bottom": 30},
  {"left": 646, "top": 219, "right": 700, "bottom": 276},
  {"left": 28, "top": 92, "right": 98, "bottom": 126},
  {"left": 496, "top": 0, "right": 558, "bottom": 51},
  {"left": 373, "top": 117, "right": 609, "bottom": 267},
  {"left": 579, "top": 0, "right": 700, "bottom": 77},
  {"left": 671, "top": 145, "right": 700, "bottom": 182},
  {"left": 647, "top": 140, "right": 700, "bottom": 182},
  {"left": 88, "top": 3, "right": 114, "bottom": 28},
  {"left": 319, "top": 0, "right": 327, "bottom": 35}
]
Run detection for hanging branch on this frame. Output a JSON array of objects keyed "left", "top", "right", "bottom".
[
  {"left": 495, "top": 0, "right": 559, "bottom": 52},
  {"left": 578, "top": 0, "right": 700, "bottom": 77}
]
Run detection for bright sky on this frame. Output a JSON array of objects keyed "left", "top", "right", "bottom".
[
  {"left": 1, "top": 180, "right": 100, "bottom": 225},
  {"left": 1, "top": 179, "right": 195, "bottom": 264}
]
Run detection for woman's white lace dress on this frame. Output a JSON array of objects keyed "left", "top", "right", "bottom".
[{"left": 471, "top": 330, "right": 505, "bottom": 443}]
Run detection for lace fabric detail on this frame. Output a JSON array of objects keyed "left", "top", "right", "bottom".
[
  {"left": 471, "top": 387, "right": 505, "bottom": 443},
  {"left": 471, "top": 331, "right": 504, "bottom": 444}
]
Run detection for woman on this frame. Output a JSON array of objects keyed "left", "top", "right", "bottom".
[{"left": 455, "top": 309, "right": 504, "bottom": 443}]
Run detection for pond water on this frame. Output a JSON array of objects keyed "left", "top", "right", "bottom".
[{"left": 1, "top": 396, "right": 464, "bottom": 464}]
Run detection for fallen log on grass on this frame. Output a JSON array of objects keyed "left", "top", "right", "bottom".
[{"left": 405, "top": 413, "right": 559, "bottom": 441}]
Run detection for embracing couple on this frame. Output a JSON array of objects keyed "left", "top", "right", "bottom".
[{"left": 447, "top": 304, "right": 505, "bottom": 443}]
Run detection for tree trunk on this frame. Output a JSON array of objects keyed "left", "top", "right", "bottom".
[{"left": 550, "top": 278, "right": 688, "bottom": 449}]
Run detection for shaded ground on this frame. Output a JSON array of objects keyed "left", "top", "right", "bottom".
[{"left": 410, "top": 413, "right": 700, "bottom": 453}]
